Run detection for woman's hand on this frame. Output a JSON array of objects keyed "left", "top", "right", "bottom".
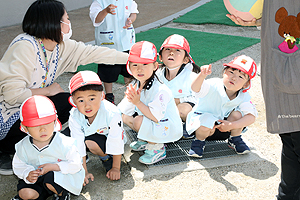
[
  {"left": 30, "top": 82, "right": 64, "bottom": 97},
  {"left": 226, "top": 14, "right": 262, "bottom": 27}
]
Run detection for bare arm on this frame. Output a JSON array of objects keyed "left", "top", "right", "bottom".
[
  {"left": 30, "top": 82, "right": 64, "bottom": 97},
  {"left": 95, "top": 4, "right": 117, "bottom": 23},
  {"left": 191, "top": 64, "right": 212, "bottom": 93}
]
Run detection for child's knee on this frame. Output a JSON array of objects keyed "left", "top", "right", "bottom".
[
  {"left": 85, "top": 140, "right": 102, "bottom": 153},
  {"left": 19, "top": 188, "right": 39, "bottom": 200},
  {"left": 132, "top": 115, "right": 143, "bottom": 131},
  {"left": 195, "top": 126, "right": 213, "bottom": 138},
  {"left": 228, "top": 111, "right": 242, "bottom": 121}
]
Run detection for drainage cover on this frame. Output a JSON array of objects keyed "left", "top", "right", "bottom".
[{"left": 124, "top": 125, "right": 238, "bottom": 168}]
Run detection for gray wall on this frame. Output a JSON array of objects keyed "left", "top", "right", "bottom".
[{"left": 0, "top": 0, "right": 92, "bottom": 28}]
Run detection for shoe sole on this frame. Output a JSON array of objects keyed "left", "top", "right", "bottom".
[
  {"left": 131, "top": 148, "right": 146, "bottom": 152},
  {"left": 228, "top": 145, "right": 251, "bottom": 154},
  {"left": 0, "top": 169, "right": 13, "bottom": 175},
  {"left": 138, "top": 154, "right": 166, "bottom": 165},
  {"left": 188, "top": 153, "right": 203, "bottom": 158},
  {"left": 181, "top": 135, "right": 195, "bottom": 140}
]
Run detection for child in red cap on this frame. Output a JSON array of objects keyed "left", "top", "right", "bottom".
[
  {"left": 12, "top": 95, "right": 84, "bottom": 200},
  {"left": 118, "top": 41, "right": 182, "bottom": 165},
  {"left": 157, "top": 34, "right": 200, "bottom": 139},
  {"left": 186, "top": 55, "right": 258, "bottom": 158},
  {"left": 68, "top": 70, "right": 126, "bottom": 182}
]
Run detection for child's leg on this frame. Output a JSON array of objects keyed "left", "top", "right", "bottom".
[
  {"left": 177, "top": 102, "right": 193, "bottom": 122},
  {"left": 85, "top": 134, "right": 114, "bottom": 172},
  {"left": 43, "top": 171, "right": 70, "bottom": 199},
  {"left": 226, "top": 111, "right": 243, "bottom": 137},
  {"left": 16, "top": 173, "right": 53, "bottom": 200},
  {"left": 226, "top": 111, "right": 250, "bottom": 154},
  {"left": 122, "top": 114, "right": 143, "bottom": 132},
  {"left": 125, "top": 115, "right": 148, "bottom": 151},
  {"left": 18, "top": 188, "right": 39, "bottom": 200},
  {"left": 188, "top": 126, "right": 215, "bottom": 158}
]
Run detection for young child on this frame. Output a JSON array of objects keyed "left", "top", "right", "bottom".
[
  {"left": 89, "top": 0, "right": 139, "bottom": 104},
  {"left": 12, "top": 95, "right": 84, "bottom": 200},
  {"left": 68, "top": 70, "right": 126, "bottom": 182},
  {"left": 157, "top": 34, "right": 200, "bottom": 139},
  {"left": 186, "top": 55, "right": 258, "bottom": 157},
  {"left": 118, "top": 41, "right": 182, "bottom": 165}
]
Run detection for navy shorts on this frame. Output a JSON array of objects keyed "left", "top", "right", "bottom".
[
  {"left": 97, "top": 51, "right": 132, "bottom": 83},
  {"left": 85, "top": 133, "right": 107, "bottom": 153},
  {"left": 17, "top": 171, "right": 64, "bottom": 200}
]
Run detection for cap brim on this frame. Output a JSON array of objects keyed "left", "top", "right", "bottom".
[
  {"left": 22, "top": 115, "right": 56, "bottom": 127},
  {"left": 223, "top": 63, "right": 248, "bottom": 75}
]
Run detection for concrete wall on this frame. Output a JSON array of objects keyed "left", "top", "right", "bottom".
[{"left": 0, "top": 0, "right": 92, "bottom": 28}]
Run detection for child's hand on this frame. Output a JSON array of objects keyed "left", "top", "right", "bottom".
[
  {"left": 200, "top": 64, "right": 212, "bottom": 77},
  {"left": 38, "top": 163, "right": 60, "bottom": 175},
  {"left": 105, "top": 4, "right": 117, "bottom": 15},
  {"left": 123, "top": 18, "right": 132, "bottom": 29},
  {"left": 106, "top": 167, "right": 120, "bottom": 181},
  {"left": 125, "top": 84, "right": 141, "bottom": 106},
  {"left": 26, "top": 168, "right": 41, "bottom": 183},
  {"left": 83, "top": 173, "right": 94, "bottom": 186},
  {"left": 215, "top": 119, "right": 233, "bottom": 132}
]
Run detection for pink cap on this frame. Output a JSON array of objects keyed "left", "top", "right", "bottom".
[
  {"left": 160, "top": 34, "right": 194, "bottom": 63},
  {"left": 127, "top": 41, "right": 157, "bottom": 75},
  {"left": 223, "top": 55, "right": 257, "bottom": 92},
  {"left": 20, "top": 95, "right": 61, "bottom": 131},
  {"left": 69, "top": 71, "right": 102, "bottom": 94}
]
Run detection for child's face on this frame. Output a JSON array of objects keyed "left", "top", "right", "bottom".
[
  {"left": 22, "top": 121, "right": 55, "bottom": 143},
  {"left": 129, "top": 62, "right": 158, "bottom": 85},
  {"left": 160, "top": 48, "right": 189, "bottom": 68},
  {"left": 72, "top": 90, "right": 103, "bottom": 122},
  {"left": 223, "top": 67, "right": 250, "bottom": 93}
]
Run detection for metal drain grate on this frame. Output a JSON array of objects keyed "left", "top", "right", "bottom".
[{"left": 124, "top": 125, "right": 238, "bottom": 167}]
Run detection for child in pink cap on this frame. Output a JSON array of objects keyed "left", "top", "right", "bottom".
[
  {"left": 186, "top": 55, "right": 258, "bottom": 158},
  {"left": 118, "top": 41, "right": 182, "bottom": 165},
  {"left": 157, "top": 34, "right": 200, "bottom": 139},
  {"left": 12, "top": 95, "right": 84, "bottom": 200},
  {"left": 68, "top": 70, "right": 126, "bottom": 182}
]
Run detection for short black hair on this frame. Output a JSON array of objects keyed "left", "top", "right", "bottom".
[
  {"left": 22, "top": 0, "right": 65, "bottom": 43},
  {"left": 71, "top": 84, "right": 104, "bottom": 96}
]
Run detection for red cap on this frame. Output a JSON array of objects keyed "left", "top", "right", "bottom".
[
  {"left": 69, "top": 71, "right": 102, "bottom": 94},
  {"left": 20, "top": 95, "right": 61, "bottom": 131},
  {"left": 127, "top": 41, "right": 157, "bottom": 75},
  {"left": 223, "top": 55, "right": 257, "bottom": 92},
  {"left": 160, "top": 34, "right": 194, "bottom": 63}
]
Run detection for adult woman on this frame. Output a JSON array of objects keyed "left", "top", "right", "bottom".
[{"left": 0, "top": 0, "right": 128, "bottom": 175}]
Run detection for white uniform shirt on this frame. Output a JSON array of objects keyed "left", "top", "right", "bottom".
[
  {"left": 69, "top": 100, "right": 125, "bottom": 157},
  {"left": 13, "top": 132, "right": 84, "bottom": 195}
]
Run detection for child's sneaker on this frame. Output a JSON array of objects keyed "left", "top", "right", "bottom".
[
  {"left": 228, "top": 135, "right": 250, "bottom": 154},
  {"left": 105, "top": 93, "right": 115, "bottom": 104},
  {"left": 100, "top": 155, "right": 113, "bottom": 172},
  {"left": 130, "top": 140, "right": 147, "bottom": 151},
  {"left": 53, "top": 190, "right": 70, "bottom": 200},
  {"left": 138, "top": 146, "right": 166, "bottom": 165},
  {"left": 182, "top": 123, "right": 195, "bottom": 140},
  {"left": 188, "top": 140, "right": 206, "bottom": 158},
  {"left": 11, "top": 195, "right": 21, "bottom": 200}
]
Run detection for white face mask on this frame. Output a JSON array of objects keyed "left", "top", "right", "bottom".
[{"left": 61, "top": 21, "right": 72, "bottom": 41}]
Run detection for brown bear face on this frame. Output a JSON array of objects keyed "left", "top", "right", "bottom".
[{"left": 275, "top": 7, "right": 300, "bottom": 39}]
